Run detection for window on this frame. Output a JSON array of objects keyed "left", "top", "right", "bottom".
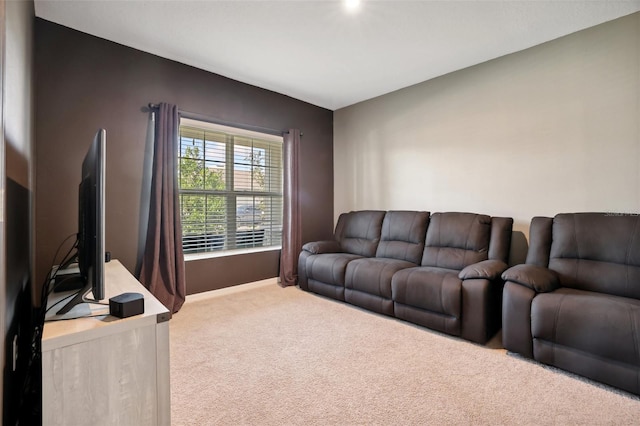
[{"left": 178, "top": 118, "right": 283, "bottom": 255}]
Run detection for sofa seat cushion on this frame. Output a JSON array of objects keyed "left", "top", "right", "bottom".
[
  {"left": 344, "top": 257, "right": 417, "bottom": 316},
  {"left": 345, "top": 258, "right": 417, "bottom": 298},
  {"left": 391, "top": 267, "right": 462, "bottom": 317},
  {"left": 532, "top": 288, "right": 640, "bottom": 367},
  {"left": 306, "top": 253, "right": 364, "bottom": 286}
]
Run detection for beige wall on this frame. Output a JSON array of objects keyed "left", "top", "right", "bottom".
[
  {"left": 335, "top": 12, "right": 640, "bottom": 239},
  {"left": 5, "top": 0, "right": 34, "bottom": 188}
]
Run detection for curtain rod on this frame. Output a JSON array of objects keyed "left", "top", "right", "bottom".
[{"left": 147, "top": 103, "right": 288, "bottom": 137}]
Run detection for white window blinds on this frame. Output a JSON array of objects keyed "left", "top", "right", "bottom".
[{"left": 178, "top": 118, "right": 283, "bottom": 254}]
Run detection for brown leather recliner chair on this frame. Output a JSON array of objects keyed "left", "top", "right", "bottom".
[
  {"left": 344, "top": 210, "right": 430, "bottom": 316},
  {"left": 299, "top": 210, "right": 513, "bottom": 344},
  {"left": 502, "top": 213, "right": 640, "bottom": 395},
  {"left": 391, "top": 212, "right": 513, "bottom": 344},
  {"left": 298, "top": 210, "right": 386, "bottom": 300}
]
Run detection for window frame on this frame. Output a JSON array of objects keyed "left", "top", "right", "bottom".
[{"left": 178, "top": 118, "right": 284, "bottom": 257}]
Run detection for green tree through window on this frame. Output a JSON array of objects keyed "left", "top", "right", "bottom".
[{"left": 178, "top": 119, "right": 283, "bottom": 254}]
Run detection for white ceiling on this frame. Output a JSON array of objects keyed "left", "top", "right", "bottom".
[{"left": 34, "top": 0, "right": 640, "bottom": 111}]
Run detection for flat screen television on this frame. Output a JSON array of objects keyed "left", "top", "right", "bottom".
[{"left": 57, "top": 129, "right": 106, "bottom": 315}]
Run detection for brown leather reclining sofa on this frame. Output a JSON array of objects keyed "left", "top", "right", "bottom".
[
  {"left": 501, "top": 212, "right": 640, "bottom": 395},
  {"left": 298, "top": 210, "right": 513, "bottom": 344}
]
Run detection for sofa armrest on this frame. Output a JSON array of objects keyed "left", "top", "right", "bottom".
[
  {"left": 302, "top": 240, "right": 342, "bottom": 254},
  {"left": 501, "top": 264, "right": 559, "bottom": 293},
  {"left": 458, "top": 259, "right": 509, "bottom": 281}
]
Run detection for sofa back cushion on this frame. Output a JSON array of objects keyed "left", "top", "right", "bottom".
[
  {"left": 375, "top": 211, "right": 430, "bottom": 264},
  {"left": 421, "top": 212, "right": 491, "bottom": 270},
  {"left": 549, "top": 213, "right": 640, "bottom": 299},
  {"left": 488, "top": 217, "right": 514, "bottom": 263},
  {"left": 335, "top": 210, "right": 386, "bottom": 257},
  {"left": 525, "top": 216, "right": 554, "bottom": 267}
]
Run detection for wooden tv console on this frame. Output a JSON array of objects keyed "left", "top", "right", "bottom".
[{"left": 41, "top": 259, "right": 170, "bottom": 425}]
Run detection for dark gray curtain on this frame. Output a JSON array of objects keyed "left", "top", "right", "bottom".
[
  {"left": 279, "top": 129, "right": 301, "bottom": 287},
  {"left": 139, "top": 102, "right": 186, "bottom": 313}
]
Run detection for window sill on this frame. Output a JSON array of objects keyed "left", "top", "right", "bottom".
[{"left": 184, "top": 245, "right": 281, "bottom": 262}]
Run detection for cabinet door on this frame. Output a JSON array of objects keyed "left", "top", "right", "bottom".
[{"left": 42, "top": 324, "right": 159, "bottom": 426}]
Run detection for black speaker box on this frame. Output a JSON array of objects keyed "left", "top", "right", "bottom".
[{"left": 109, "top": 292, "right": 144, "bottom": 318}]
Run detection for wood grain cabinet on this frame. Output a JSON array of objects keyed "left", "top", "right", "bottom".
[{"left": 42, "top": 260, "right": 170, "bottom": 425}]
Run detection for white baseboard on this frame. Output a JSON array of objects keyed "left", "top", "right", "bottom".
[{"left": 185, "top": 277, "right": 279, "bottom": 303}]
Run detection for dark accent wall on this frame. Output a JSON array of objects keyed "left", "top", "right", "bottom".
[
  {"left": 35, "top": 19, "right": 334, "bottom": 296},
  {"left": 3, "top": 0, "right": 36, "bottom": 424},
  {"left": 4, "top": 179, "right": 33, "bottom": 424}
]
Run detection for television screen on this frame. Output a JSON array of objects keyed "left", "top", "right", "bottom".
[{"left": 57, "top": 129, "right": 106, "bottom": 314}]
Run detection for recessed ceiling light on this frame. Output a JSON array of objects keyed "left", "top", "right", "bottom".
[{"left": 345, "top": 0, "right": 361, "bottom": 13}]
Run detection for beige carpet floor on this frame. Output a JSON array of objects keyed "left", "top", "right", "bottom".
[{"left": 170, "top": 280, "right": 640, "bottom": 425}]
